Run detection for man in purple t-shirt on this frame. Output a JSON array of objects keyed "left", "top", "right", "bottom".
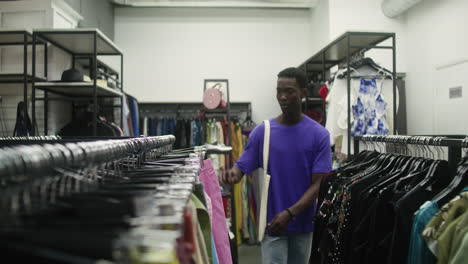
[{"left": 223, "top": 67, "right": 332, "bottom": 264}]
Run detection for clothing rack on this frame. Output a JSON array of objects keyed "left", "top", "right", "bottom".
[
  {"left": 0, "top": 135, "right": 239, "bottom": 264},
  {"left": 0, "top": 135, "right": 175, "bottom": 180},
  {"left": 139, "top": 102, "right": 252, "bottom": 120},
  {"left": 299, "top": 32, "right": 398, "bottom": 155},
  {"left": 353, "top": 135, "right": 466, "bottom": 176}
]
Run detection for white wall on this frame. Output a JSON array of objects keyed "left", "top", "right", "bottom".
[
  {"left": 327, "top": 0, "right": 408, "bottom": 73},
  {"left": 309, "top": 0, "right": 329, "bottom": 55},
  {"left": 114, "top": 7, "right": 312, "bottom": 122},
  {"left": 405, "top": 0, "right": 468, "bottom": 135}
]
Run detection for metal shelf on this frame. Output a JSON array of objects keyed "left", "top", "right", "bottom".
[
  {"left": 77, "top": 57, "right": 120, "bottom": 76},
  {"left": 35, "top": 82, "right": 122, "bottom": 97},
  {"left": 298, "top": 32, "right": 394, "bottom": 73},
  {"left": 31, "top": 28, "right": 125, "bottom": 137},
  {"left": 33, "top": 28, "right": 122, "bottom": 55},
  {"left": 0, "top": 73, "right": 46, "bottom": 83},
  {"left": 302, "top": 97, "right": 324, "bottom": 102},
  {"left": 0, "top": 29, "right": 40, "bottom": 45},
  {"left": 139, "top": 102, "right": 251, "bottom": 116}
]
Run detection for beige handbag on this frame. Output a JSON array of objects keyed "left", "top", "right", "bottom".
[{"left": 258, "top": 120, "right": 271, "bottom": 241}]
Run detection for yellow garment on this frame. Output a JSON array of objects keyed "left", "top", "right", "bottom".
[
  {"left": 231, "top": 121, "right": 245, "bottom": 245},
  {"left": 140, "top": 249, "right": 180, "bottom": 264},
  {"left": 215, "top": 121, "right": 225, "bottom": 171},
  {"left": 205, "top": 121, "right": 211, "bottom": 145},
  {"left": 231, "top": 122, "right": 243, "bottom": 161}
]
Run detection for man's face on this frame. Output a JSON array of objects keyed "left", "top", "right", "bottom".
[{"left": 276, "top": 77, "right": 305, "bottom": 113}]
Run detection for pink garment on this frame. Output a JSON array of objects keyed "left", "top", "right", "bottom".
[{"left": 200, "top": 159, "right": 232, "bottom": 264}]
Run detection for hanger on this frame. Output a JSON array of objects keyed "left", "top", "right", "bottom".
[
  {"left": 432, "top": 137, "right": 468, "bottom": 206},
  {"left": 340, "top": 135, "right": 379, "bottom": 171},
  {"left": 338, "top": 57, "right": 393, "bottom": 79}
]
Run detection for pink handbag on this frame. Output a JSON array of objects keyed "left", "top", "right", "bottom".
[{"left": 203, "top": 83, "right": 226, "bottom": 109}]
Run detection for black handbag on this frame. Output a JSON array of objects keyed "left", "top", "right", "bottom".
[{"left": 13, "top": 101, "right": 33, "bottom": 136}]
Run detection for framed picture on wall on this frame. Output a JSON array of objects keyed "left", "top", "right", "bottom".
[{"left": 203, "top": 79, "right": 229, "bottom": 109}]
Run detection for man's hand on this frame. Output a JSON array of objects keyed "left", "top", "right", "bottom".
[
  {"left": 222, "top": 166, "right": 243, "bottom": 184},
  {"left": 266, "top": 210, "right": 292, "bottom": 236}
]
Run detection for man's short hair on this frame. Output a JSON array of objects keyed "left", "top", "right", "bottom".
[{"left": 277, "top": 67, "right": 308, "bottom": 89}]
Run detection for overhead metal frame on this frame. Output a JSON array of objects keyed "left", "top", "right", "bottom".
[
  {"left": 31, "top": 29, "right": 124, "bottom": 136},
  {"left": 299, "top": 31, "right": 397, "bottom": 157}
]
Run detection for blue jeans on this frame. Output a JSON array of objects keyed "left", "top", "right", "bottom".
[{"left": 261, "top": 233, "right": 313, "bottom": 264}]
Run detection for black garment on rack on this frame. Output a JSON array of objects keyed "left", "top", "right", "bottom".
[
  {"left": 174, "top": 119, "right": 185, "bottom": 149},
  {"left": 57, "top": 112, "right": 117, "bottom": 137},
  {"left": 13, "top": 101, "right": 33, "bottom": 136},
  {"left": 185, "top": 119, "right": 191, "bottom": 148},
  {"left": 311, "top": 170, "right": 339, "bottom": 262},
  {"left": 316, "top": 152, "right": 452, "bottom": 264},
  {"left": 388, "top": 161, "right": 450, "bottom": 264}
]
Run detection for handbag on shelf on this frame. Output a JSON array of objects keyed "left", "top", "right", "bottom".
[{"left": 203, "top": 83, "right": 227, "bottom": 109}]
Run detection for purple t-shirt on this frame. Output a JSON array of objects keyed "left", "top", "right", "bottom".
[{"left": 235, "top": 116, "right": 332, "bottom": 233}]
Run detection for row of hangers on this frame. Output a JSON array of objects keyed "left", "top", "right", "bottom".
[
  {"left": 337, "top": 57, "right": 393, "bottom": 79},
  {"left": 0, "top": 135, "right": 208, "bottom": 227},
  {"left": 0, "top": 136, "right": 209, "bottom": 263},
  {"left": 349, "top": 135, "right": 468, "bottom": 207}
]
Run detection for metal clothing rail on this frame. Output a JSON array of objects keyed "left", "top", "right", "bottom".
[
  {"left": 0, "top": 135, "right": 175, "bottom": 178},
  {"left": 353, "top": 135, "right": 467, "bottom": 176},
  {"left": 0, "top": 136, "right": 158, "bottom": 146}
]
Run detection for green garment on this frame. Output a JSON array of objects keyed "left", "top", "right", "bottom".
[
  {"left": 191, "top": 193, "right": 213, "bottom": 264},
  {"left": 448, "top": 209, "right": 468, "bottom": 262},
  {"left": 423, "top": 192, "right": 468, "bottom": 256},
  {"left": 437, "top": 213, "right": 464, "bottom": 264},
  {"left": 449, "top": 232, "right": 468, "bottom": 264}
]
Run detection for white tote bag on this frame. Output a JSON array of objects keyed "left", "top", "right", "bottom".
[{"left": 257, "top": 120, "right": 271, "bottom": 241}]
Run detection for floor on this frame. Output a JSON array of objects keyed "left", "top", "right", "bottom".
[
  {"left": 238, "top": 244, "right": 262, "bottom": 264},
  {"left": 237, "top": 244, "right": 321, "bottom": 264}
]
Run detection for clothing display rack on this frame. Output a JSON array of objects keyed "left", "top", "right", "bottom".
[
  {"left": 31, "top": 29, "right": 124, "bottom": 136},
  {"left": 139, "top": 102, "right": 251, "bottom": 264},
  {"left": 298, "top": 32, "right": 397, "bottom": 156},
  {"left": 315, "top": 134, "right": 467, "bottom": 264},
  {"left": 0, "top": 135, "right": 235, "bottom": 264}
]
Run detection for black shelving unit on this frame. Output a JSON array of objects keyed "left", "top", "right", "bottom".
[
  {"left": 31, "top": 28, "right": 124, "bottom": 136},
  {"left": 76, "top": 56, "right": 122, "bottom": 90},
  {"left": 298, "top": 31, "right": 397, "bottom": 156},
  {"left": 302, "top": 96, "right": 326, "bottom": 126},
  {"left": 139, "top": 102, "right": 251, "bottom": 120},
  {"left": 0, "top": 30, "right": 47, "bottom": 128}
]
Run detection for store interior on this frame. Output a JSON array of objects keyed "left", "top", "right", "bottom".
[{"left": 0, "top": 0, "right": 467, "bottom": 263}]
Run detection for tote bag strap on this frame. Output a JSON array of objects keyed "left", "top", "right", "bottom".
[
  {"left": 257, "top": 120, "right": 271, "bottom": 241},
  {"left": 263, "top": 120, "right": 270, "bottom": 171}
]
